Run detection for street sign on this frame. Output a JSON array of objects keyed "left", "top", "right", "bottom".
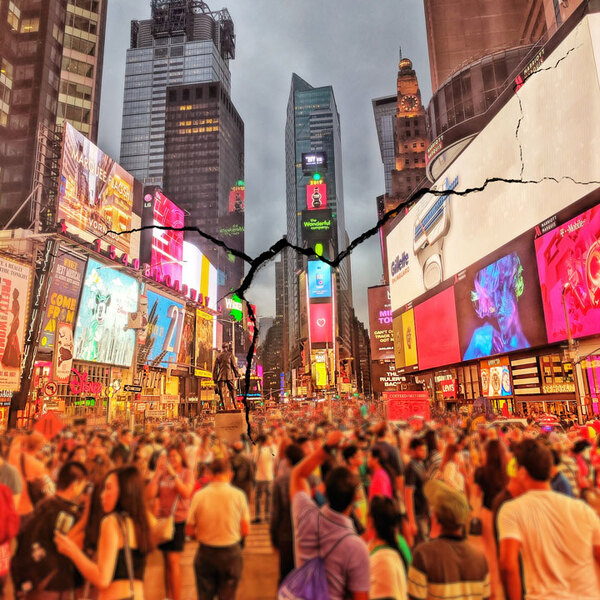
[
  {"left": 34, "top": 411, "right": 65, "bottom": 440},
  {"left": 44, "top": 382, "right": 58, "bottom": 397},
  {"left": 124, "top": 385, "right": 142, "bottom": 393}
]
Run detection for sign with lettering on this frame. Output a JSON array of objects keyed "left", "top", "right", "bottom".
[
  {"left": 385, "top": 391, "right": 430, "bottom": 421},
  {"left": 368, "top": 285, "right": 394, "bottom": 361},
  {"left": 69, "top": 368, "right": 103, "bottom": 397},
  {"left": 542, "top": 382, "right": 575, "bottom": 394},
  {"left": 441, "top": 379, "right": 458, "bottom": 398}
]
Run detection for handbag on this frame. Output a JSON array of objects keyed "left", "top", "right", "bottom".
[
  {"left": 154, "top": 496, "right": 179, "bottom": 545},
  {"left": 116, "top": 514, "right": 136, "bottom": 600}
]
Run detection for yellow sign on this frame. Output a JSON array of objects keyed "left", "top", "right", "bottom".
[{"left": 542, "top": 383, "right": 575, "bottom": 394}]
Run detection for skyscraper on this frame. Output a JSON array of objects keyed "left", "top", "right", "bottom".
[
  {"left": 120, "top": 0, "right": 235, "bottom": 187},
  {"left": 372, "top": 95, "right": 396, "bottom": 197}
]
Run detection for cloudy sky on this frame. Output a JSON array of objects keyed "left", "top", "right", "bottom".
[{"left": 97, "top": 0, "right": 432, "bottom": 326}]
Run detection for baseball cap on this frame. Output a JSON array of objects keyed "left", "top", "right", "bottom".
[{"left": 424, "top": 480, "right": 469, "bottom": 530}]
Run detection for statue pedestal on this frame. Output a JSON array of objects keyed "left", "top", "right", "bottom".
[{"left": 215, "top": 410, "right": 246, "bottom": 444}]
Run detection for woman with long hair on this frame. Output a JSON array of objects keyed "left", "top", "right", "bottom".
[
  {"left": 439, "top": 443, "right": 466, "bottom": 493},
  {"left": 55, "top": 466, "right": 152, "bottom": 600},
  {"left": 368, "top": 447, "right": 396, "bottom": 501},
  {"left": 368, "top": 496, "right": 408, "bottom": 600}
]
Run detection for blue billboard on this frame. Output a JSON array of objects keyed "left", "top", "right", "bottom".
[
  {"left": 145, "top": 289, "right": 185, "bottom": 367},
  {"left": 308, "top": 261, "right": 332, "bottom": 298}
]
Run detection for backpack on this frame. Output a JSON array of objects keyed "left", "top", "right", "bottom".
[
  {"left": 278, "top": 513, "right": 354, "bottom": 600},
  {"left": 0, "top": 483, "right": 19, "bottom": 544}
]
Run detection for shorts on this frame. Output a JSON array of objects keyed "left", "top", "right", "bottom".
[{"left": 159, "top": 521, "right": 186, "bottom": 553}]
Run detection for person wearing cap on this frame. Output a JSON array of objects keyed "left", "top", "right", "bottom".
[
  {"left": 407, "top": 479, "right": 490, "bottom": 600},
  {"left": 498, "top": 439, "right": 600, "bottom": 600}
]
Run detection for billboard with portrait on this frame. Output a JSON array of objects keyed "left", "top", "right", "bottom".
[
  {"left": 0, "top": 258, "right": 31, "bottom": 390},
  {"left": 308, "top": 261, "right": 332, "bottom": 299},
  {"left": 73, "top": 258, "right": 139, "bottom": 367},
  {"left": 176, "top": 309, "right": 195, "bottom": 367},
  {"left": 535, "top": 202, "right": 600, "bottom": 343},
  {"left": 52, "top": 323, "right": 74, "bottom": 383},
  {"left": 480, "top": 357, "right": 512, "bottom": 398},
  {"left": 58, "top": 123, "right": 134, "bottom": 254},
  {"left": 368, "top": 285, "right": 394, "bottom": 361},
  {"left": 144, "top": 289, "right": 185, "bottom": 368},
  {"left": 195, "top": 310, "right": 214, "bottom": 377},
  {"left": 141, "top": 187, "right": 184, "bottom": 284},
  {"left": 309, "top": 303, "right": 334, "bottom": 345},
  {"left": 306, "top": 183, "right": 327, "bottom": 210},
  {"left": 39, "top": 251, "right": 86, "bottom": 352}
]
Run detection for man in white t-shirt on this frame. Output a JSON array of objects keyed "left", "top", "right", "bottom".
[
  {"left": 498, "top": 439, "right": 600, "bottom": 600},
  {"left": 252, "top": 433, "right": 276, "bottom": 523}
]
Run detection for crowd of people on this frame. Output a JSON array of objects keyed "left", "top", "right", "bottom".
[{"left": 0, "top": 404, "right": 600, "bottom": 600}]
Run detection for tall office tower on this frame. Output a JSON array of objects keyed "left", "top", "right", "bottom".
[
  {"left": 120, "top": 0, "right": 235, "bottom": 187},
  {"left": 372, "top": 95, "right": 397, "bottom": 197},
  {"left": 285, "top": 73, "right": 353, "bottom": 389},
  {"left": 57, "top": 0, "right": 108, "bottom": 142}
]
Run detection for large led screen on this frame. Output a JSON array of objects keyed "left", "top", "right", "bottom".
[
  {"left": 58, "top": 123, "right": 134, "bottom": 254},
  {"left": 141, "top": 188, "right": 184, "bottom": 283},
  {"left": 535, "top": 203, "right": 600, "bottom": 343},
  {"left": 368, "top": 285, "right": 394, "bottom": 361},
  {"left": 302, "top": 209, "right": 333, "bottom": 244},
  {"left": 309, "top": 303, "right": 333, "bottom": 344},
  {"left": 145, "top": 289, "right": 185, "bottom": 367},
  {"left": 308, "top": 261, "right": 332, "bottom": 299},
  {"left": 306, "top": 183, "right": 327, "bottom": 210},
  {"left": 414, "top": 287, "right": 461, "bottom": 370},
  {"left": 73, "top": 258, "right": 139, "bottom": 366}
]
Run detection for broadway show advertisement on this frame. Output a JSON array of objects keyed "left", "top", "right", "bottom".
[
  {"left": 73, "top": 258, "right": 140, "bottom": 367},
  {"left": 176, "top": 309, "right": 195, "bottom": 367},
  {"left": 52, "top": 323, "right": 74, "bottom": 383},
  {"left": 371, "top": 362, "right": 404, "bottom": 394},
  {"left": 141, "top": 188, "right": 184, "bottom": 284},
  {"left": 195, "top": 310, "right": 214, "bottom": 377},
  {"left": 368, "top": 285, "right": 394, "bottom": 361},
  {"left": 144, "top": 289, "right": 185, "bottom": 368},
  {"left": 0, "top": 258, "right": 31, "bottom": 390},
  {"left": 535, "top": 202, "right": 600, "bottom": 343},
  {"left": 39, "top": 251, "right": 86, "bottom": 352},
  {"left": 309, "top": 302, "right": 334, "bottom": 345},
  {"left": 57, "top": 123, "right": 134, "bottom": 254}
]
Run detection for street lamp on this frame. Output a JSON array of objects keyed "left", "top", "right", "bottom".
[{"left": 562, "top": 283, "right": 584, "bottom": 424}]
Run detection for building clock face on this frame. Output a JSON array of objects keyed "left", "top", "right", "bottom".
[{"left": 401, "top": 95, "right": 418, "bottom": 112}]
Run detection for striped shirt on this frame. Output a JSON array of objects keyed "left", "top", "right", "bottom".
[{"left": 408, "top": 535, "right": 490, "bottom": 600}]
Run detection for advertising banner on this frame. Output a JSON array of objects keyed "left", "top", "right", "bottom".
[
  {"left": 308, "top": 261, "right": 332, "bottom": 299},
  {"left": 57, "top": 123, "right": 134, "bottom": 254},
  {"left": 306, "top": 183, "right": 327, "bottom": 210},
  {"left": 73, "top": 258, "right": 139, "bottom": 367},
  {"left": 371, "top": 362, "right": 403, "bottom": 394},
  {"left": 141, "top": 187, "right": 184, "bottom": 284},
  {"left": 302, "top": 209, "right": 333, "bottom": 244},
  {"left": 368, "top": 285, "right": 394, "bottom": 361},
  {"left": 176, "top": 309, "right": 195, "bottom": 367},
  {"left": 218, "top": 212, "right": 245, "bottom": 253},
  {"left": 309, "top": 303, "right": 334, "bottom": 345},
  {"left": 52, "top": 323, "right": 74, "bottom": 383},
  {"left": 480, "top": 357, "right": 512, "bottom": 397},
  {"left": 144, "top": 289, "right": 185, "bottom": 368},
  {"left": 441, "top": 379, "right": 458, "bottom": 398},
  {"left": 39, "top": 252, "right": 86, "bottom": 352},
  {"left": 195, "top": 310, "right": 214, "bottom": 377},
  {"left": 393, "top": 309, "right": 418, "bottom": 370},
  {"left": 535, "top": 203, "right": 600, "bottom": 343},
  {"left": 0, "top": 257, "right": 31, "bottom": 390},
  {"left": 182, "top": 242, "right": 218, "bottom": 312},
  {"left": 385, "top": 391, "right": 430, "bottom": 421},
  {"left": 228, "top": 184, "right": 245, "bottom": 213}
]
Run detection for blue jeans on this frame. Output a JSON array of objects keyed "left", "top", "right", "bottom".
[{"left": 255, "top": 480, "right": 272, "bottom": 519}]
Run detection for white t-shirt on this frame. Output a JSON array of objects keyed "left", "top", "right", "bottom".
[
  {"left": 498, "top": 489, "right": 600, "bottom": 600},
  {"left": 441, "top": 461, "right": 465, "bottom": 493},
  {"left": 370, "top": 547, "right": 407, "bottom": 600},
  {"left": 253, "top": 444, "right": 276, "bottom": 482}
]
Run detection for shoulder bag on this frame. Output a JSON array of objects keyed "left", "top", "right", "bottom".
[{"left": 153, "top": 495, "right": 179, "bottom": 545}]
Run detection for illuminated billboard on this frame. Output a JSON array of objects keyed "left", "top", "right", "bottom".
[
  {"left": 176, "top": 309, "right": 195, "bottom": 367},
  {"left": 182, "top": 242, "right": 218, "bottom": 311},
  {"left": 218, "top": 212, "right": 244, "bottom": 253},
  {"left": 195, "top": 310, "right": 214, "bottom": 377},
  {"left": 141, "top": 187, "right": 184, "bottom": 284},
  {"left": 308, "top": 261, "right": 332, "bottom": 299},
  {"left": 306, "top": 183, "right": 327, "bottom": 210},
  {"left": 535, "top": 203, "right": 600, "bottom": 343},
  {"left": 302, "top": 152, "right": 327, "bottom": 172},
  {"left": 309, "top": 302, "right": 334, "bottom": 344},
  {"left": 480, "top": 357, "right": 512, "bottom": 398},
  {"left": 302, "top": 209, "right": 333, "bottom": 244},
  {"left": 229, "top": 184, "right": 245, "bottom": 213},
  {"left": 144, "top": 289, "right": 185, "bottom": 368},
  {"left": 58, "top": 123, "right": 134, "bottom": 254},
  {"left": 73, "top": 258, "right": 139, "bottom": 367},
  {"left": 368, "top": 285, "right": 394, "bottom": 361}
]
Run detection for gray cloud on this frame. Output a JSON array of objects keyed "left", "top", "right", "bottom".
[{"left": 98, "top": 0, "right": 431, "bottom": 326}]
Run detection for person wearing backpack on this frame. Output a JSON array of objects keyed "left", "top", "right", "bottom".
[
  {"left": 289, "top": 430, "right": 370, "bottom": 600},
  {"left": 11, "top": 461, "right": 88, "bottom": 599}
]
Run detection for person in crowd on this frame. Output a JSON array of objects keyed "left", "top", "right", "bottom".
[
  {"left": 572, "top": 439, "right": 594, "bottom": 492},
  {"left": 498, "top": 439, "right": 600, "bottom": 600},
  {"left": 343, "top": 444, "right": 368, "bottom": 533},
  {"left": 423, "top": 429, "right": 442, "bottom": 481},
  {"left": 368, "top": 446, "right": 395, "bottom": 501},
  {"left": 231, "top": 440, "right": 254, "bottom": 502},
  {"left": 85, "top": 435, "right": 113, "bottom": 487},
  {"left": 115, "top": 429, "right": 134, "bottom": 464},
  {"left": 148, "top": 444, "right": 194, "bottom": 600},
  {"left": 550, "top": 448, "right": 573, "bottom": 496},
  {"left": 405, "top": 437, "right": 429, "bottom": 547},
  {"left": 368, "top": 496, "right": 409, "bottom": 600},
  {"left": 373, "top": 423, "right": 405, "bottom": 504},
  {"left": 253, "top": 433, "right": 276, "bottom": 523},
  {"left": 407, "top": 480, "right": 490, "bottom": 600},
  {"left": 12, "top": 461, "right": 88, "bottom": 599},
  {"left": 439, "top": 443, "right": 466, "bottom": 493},
  {"left": 55, "top": 466, "right": 152, "bottom": 600},
  {"left": 290, "top": 430, "right": 370, "bottom": 600},
  {"left": 186, "top": 458, "right": 250, "bottom": 600},
  {"left": 270, "top": 443, "right": 304, "bottom": 583}
]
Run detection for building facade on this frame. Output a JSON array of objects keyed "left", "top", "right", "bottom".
[{"left": 371, "top": 95, "right": 396, "bottom": 197}]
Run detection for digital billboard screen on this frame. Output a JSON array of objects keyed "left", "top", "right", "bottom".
[
  {"left": 58, "top": 123, "right": 134, "bottom": 254},
  {"left": 195, "top": 310, "right": 214, "bottom": 377},
  {"left": 228, "top": 184, "right": 245, "bottom": 213},
  {"left": 302, "top": 152, "right": 327, "bottom": 172},
  {"left": 535, "top": 203, "right": 600, "bottom": 343},
  {"left": 218, "top": 212, "right": 245, "bottom": 253},
  {"left": 393, "top": 308, "right": 418, "bottom": 369},
  {"left": 73, "top": 258, "right": 139, "bottom": 367},
  {"left": 480, "top": 357, "right": 512, "bottom": 398},
  {"left": 306, "top": 183, "right": 327, "bottom": 210},
  {"left": 308, "top": 261, "right": 332, "bottom": 299},
  {"left": 141, "top": 187, "right": 184, "bottom": 283},
  {"left": 368, "top": 285, "right": 394, "bottom": 361},
  {"left": 302, "top": 209, "right": 333, "bottom": 244},
  {"left": 309, "top": 302, "right": 333, "bottom": 344},
  {"left": 144, "top": 289, "right": 185, "bottom": 367}
]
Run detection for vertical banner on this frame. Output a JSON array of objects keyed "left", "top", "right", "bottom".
[
  {"left": 195, "top": 310, "right": 214, "bottom": 377},
  {"left": 52, "top": 323, "right": 74, "bottom": 383}
]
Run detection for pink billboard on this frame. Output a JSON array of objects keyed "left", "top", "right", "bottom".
[
  {"left": 309, "top": 303, "right": 333, "bottom": 344},
  {"left": 535, "top": 204, "right": 600, "bottom": 342}
]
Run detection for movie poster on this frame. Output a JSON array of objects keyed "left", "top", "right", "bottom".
[
  {"left": 195, "top": 310, "right": 214, "bottom": 377},
  {"left": 0, "top": 258, "right": 31, "bottom": 390},
  {"left": 176, "top": 309, "right": 195, "bottom": 367},
  {"left": 53, "top": 323, "right": 74, "bottom": 383}
]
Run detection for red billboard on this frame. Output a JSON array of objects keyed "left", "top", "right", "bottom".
[
  {"left": 306, "top": 183, "right": 327, "bottom": 210},
  {"left": 385, "top": 391, "right": 430, "bottom": 421},
  {"left": 368, "top": 285, "right": 394, "bottom": 361},
  {"left": 229, "top": 185, "right": 245, "bottom": 213},
  {"left": 309, "top": 303, "right": 333, "bottom": 344},
  {"left": 141, "top": 188, "right": 184, "bottom": 283}
]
